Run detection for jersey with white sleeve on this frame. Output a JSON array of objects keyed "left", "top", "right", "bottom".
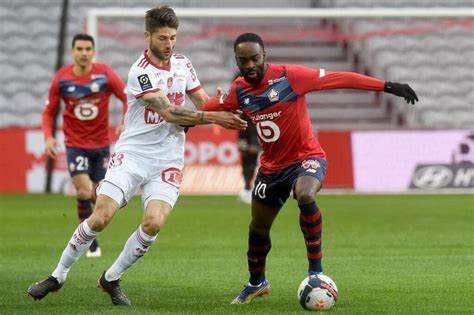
[{"left": 114, "top": 50, "right": 202, "bottom": 162}]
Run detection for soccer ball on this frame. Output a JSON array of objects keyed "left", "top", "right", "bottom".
[{"left": 297, "top": 274, "right": 338, "bottom": 311}]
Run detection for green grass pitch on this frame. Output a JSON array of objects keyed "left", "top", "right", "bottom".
[{"left": 0, "top": 193, "right": 473, "bottom": 314}]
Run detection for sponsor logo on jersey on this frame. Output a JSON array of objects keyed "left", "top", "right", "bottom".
[
  {"left": 144, "top": 107, "right": 164, "bottom": 124},
  {"left": 91, "top": 74, "right": 106, "bottom": 79},
  {"left": 244, "top": 98, "right": 250, "bottom": 105},
  {"left": 302, "top": 159, "right": 321, "bottom": 169},
  {"left": 267, "top": 89, "right": 279, "bottom": 102},
  {"left": 256, "top": 120, "right": 280, "bottom": 143},
  {"left": 167, "top": 92, "right": 185, "bottom": 106},
  {"left": 251, "top": 111, "right": 282, "bottom": 122},
  {"left": 268, "top": 76, "right": 285, "bottom": 85},
  {"left": 186, "top": 61, "right": 197, "bottom": 82},
  {"left": 67, "top": 86, "right": 75, "bottom": 92},
  {"left": 137, "top": 74, "right": 152, "bottom": 91}
]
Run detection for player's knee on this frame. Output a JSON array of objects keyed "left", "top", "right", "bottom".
[
  {"left": 76, "top": 187, "right": 91, "bottom": 200},
  {"left": 87, "top": 214, "right": 108, "bottom": 231},
  {"left": 249, "top": 222, "right": 270, "bottom": 237},
  {"left": 88, "top": 205, "right": 114, "bottom": 231},
  {"left": 142, "top": 212, "right": 166, "bottom": 235},
  {"left": 295, "top": 190, "right": 315, "bottom": 205},
  {"left": 141, "top": 219, "right": 161, "bottom": 235}
]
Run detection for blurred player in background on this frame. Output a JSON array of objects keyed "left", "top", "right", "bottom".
[
  {"left": 41, "top": 33, "right": 127, "bottom": 258},
  {"left": 28, "top": 6, "right": 246, "bottom": 306},
  {"left": 237, "top": 113, "right": 260, "bottom": 204},
  {"left": 202, "top": 32, "right": 418, "bottom": 304}
]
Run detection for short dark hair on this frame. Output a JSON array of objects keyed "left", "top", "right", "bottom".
[
  {"left": 145, "top": 5, "right": 179, "bottom": 32},
  {"left": 72, "top": 33, "right": 94, "bottom": 48},
  {"left": 233, "top": 33, "right": 264, "bottom": 52}
]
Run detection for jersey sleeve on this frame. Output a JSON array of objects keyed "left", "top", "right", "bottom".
[
  {"left": 184, "top": 56, "right": 202, "bottom": 94},
  {"left": 201, "top": 82, "right": 239, "bottom": 112},
  {"left": 127, "top": 66, "right": 160, "bottom": 99},
  {"left": 41, "top": 74, "right": 61, "bottom": 140},
  {"left": 286, "top": 64, "right": 385, "bottom": 94},
  {"left": 105, "top": 65, "right": 128, "bottom": 118}
]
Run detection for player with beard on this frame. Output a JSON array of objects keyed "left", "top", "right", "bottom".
[
  {"left": 28, "top": 6, "right": 247, "bottom": 306},
  {"left": 201, "top": 33, "right": 418, "bottom": 304}
]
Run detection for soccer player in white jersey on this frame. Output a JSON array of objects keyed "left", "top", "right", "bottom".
[{"left": 28, "top": 6, "right": 247, "bottom": 306}]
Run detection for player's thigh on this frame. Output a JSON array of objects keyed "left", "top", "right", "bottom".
[
  {"left": 253, "top": 172, "right": 291, "bottom": 207},
  {"left": 141, "top": 200, "right": 173, "bottom": 234},
  {"left": 292, "top": 158, "right": 328, "bottom": 198},
  {"left": 142, "top": 165, "right": 183, "bottom": 211},
  {"left": 251, "top": 199, "right": 281, "bottom": 230},
  {"left": 100, "top": 152, "right": 147, "bottom": 207},
  {"left": 71, "top": 173, "right": 92, "bottom": 198},
  {"left": 66, "top": 146, "right": 92, "bottom": 177},
  {"left": 90, "top": 146, "right": 110, "bottom": 183},
  {"left": 88, "top": 193, "right": 120, "bottom": 231}
]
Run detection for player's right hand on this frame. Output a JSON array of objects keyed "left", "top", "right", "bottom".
[
  {"left": 45, "top": 137, "right": 58, "bottom": 159},
  {"left": 215, "top": 111, "right": 247, "bottom": 130}
]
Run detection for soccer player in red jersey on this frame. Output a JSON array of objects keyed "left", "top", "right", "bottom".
[
  {"left": 41, "top": 33, "right": 128, "bottom": 258},
  {"left": 201, "top": 33, "right": 418, "bottom": 304}
]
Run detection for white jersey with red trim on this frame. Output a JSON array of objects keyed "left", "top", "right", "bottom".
[{"left": 114, "top": 51, "right": 202, "bottom": 161}]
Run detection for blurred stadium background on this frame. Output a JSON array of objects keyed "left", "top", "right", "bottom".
[
  {"left": 0, "top": 0, "right": 473, "bottom": 194},
  {"left": 0, "top": 1, "right": 473, "bottom": 313}
]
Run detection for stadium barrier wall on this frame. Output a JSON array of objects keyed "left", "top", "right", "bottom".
[{"left": 1, "top": 128, "right": 472, "bottom": 193}]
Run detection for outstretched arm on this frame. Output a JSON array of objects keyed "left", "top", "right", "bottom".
[
  {"left": 288, "top": 65, "right": 419, "bottom": 105},
  {"left": 320, "top": 72, "right": 418, "bottom": 105},
  {"left": 141, "top": 91, "right": 247, "bottom": 130}
]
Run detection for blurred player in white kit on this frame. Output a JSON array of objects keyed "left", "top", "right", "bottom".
[{"left": 28, "top": 5, "right": 247, "bottom": 306}]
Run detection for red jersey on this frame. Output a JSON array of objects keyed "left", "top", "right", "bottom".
[
  {"left": 42, "top": 63, "right": 127, "bottom": 149},
  {"left": 203, "top": 64, "right": 384, "bottom": 173}
]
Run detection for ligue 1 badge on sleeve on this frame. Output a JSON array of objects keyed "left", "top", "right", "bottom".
[{"left": 137, "top": 74, "right": 152, "bottom": 91}]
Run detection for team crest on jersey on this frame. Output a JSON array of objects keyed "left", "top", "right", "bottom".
[
  {"left": 244, "top": 98, "right": 250, "bottom": 105},
  {"left": 137, "top": 74, "right": 152, "bottom": 91},
  {"left": 90, "top": 82, "right": 100, "bottom": 93},
  {"left": 302, "top": 159, "right": 321, "bottom": 169},
  {"left": 267, "top": 89, "right": 279, "bottom": 102},
  {"left": 162, "top": 167, "right": 183, "bottom": 188},
  {"left": 167, "top": 77, "right": 174, "bottom": 88}
]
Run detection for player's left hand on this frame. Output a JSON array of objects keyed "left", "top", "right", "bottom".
[{"left": 384, "top": 82, "right": 419, "bottom": 105}]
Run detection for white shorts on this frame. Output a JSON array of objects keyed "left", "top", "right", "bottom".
[{"left": 98, "top": 151, "right": 184, "bottom": 210}]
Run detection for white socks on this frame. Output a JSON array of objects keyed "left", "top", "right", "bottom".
[
  {"left": 105, "top": 225, "right": 157, "bottom": 281},
  {"left": 52, "top": 220, "right": 99, "bottom": 283}
]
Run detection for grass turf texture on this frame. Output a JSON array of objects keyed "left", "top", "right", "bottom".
[{"left": 0, "top": 193, "right": 472, "bottom": 314}]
